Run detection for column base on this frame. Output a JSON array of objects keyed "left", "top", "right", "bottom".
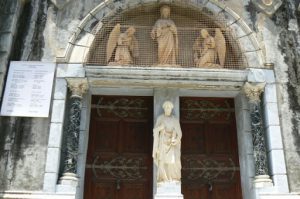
[
  {"left": 59, "top": 172, "right": 78, "bottom": 186},
  {"left": 155, "top": 181, "right": 184, "bottom": 199},
  {"left": 254, "top": 175, "right": 273, "bottom": 188}
]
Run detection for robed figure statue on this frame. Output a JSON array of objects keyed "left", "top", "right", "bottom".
[
  {"left": 153, "top": 101, "right": 182, "bottom": 183},
  {"left": 151, "top": 5, "right": 179, "bottom": 66}
]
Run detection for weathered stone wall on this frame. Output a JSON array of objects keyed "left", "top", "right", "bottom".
[
  {"left": 0, "top": 117, "right": 50, "bottom": 191},
  {"left": 0, "top": 0, "right": 50, "bottom": 191},
  {"left": 0, "top": 0, "right": 23, "bottom": 101},
  {"left": 0, "top": 0, "right": 108, "bottom": 192},
  {"left": 271, "top": 1, "right": 300, "bottom": 192},
  {"left": 242, "top": 0, "right": 300, "bottom": 192},
  {"left": 43, "top": 0, "right": 104, "bottom": 61}
]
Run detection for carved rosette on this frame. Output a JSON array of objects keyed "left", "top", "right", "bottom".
[
  {"left": 244, "top": 82, "right": 272, "bottom": 185},
  {"left": 62, "top": 78, "right": 88, "bottom": 175}
]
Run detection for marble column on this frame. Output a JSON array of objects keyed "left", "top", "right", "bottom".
[
  {"left": 243, "top": 82, "right": 272, "bottom": 187},
  {"left": 59, "top": 78, "right": 88, "bottom": 186}
]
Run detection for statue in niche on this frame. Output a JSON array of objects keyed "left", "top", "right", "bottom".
[
  {"left": 193, "top": 28, "right": 226, "bottom": 68},
  {"left": 153, "top": 101, "right": 182, "bottom": 183},
  {"left": 151, "top": 5, "right": 179, "bottom": 66},
  {"left": 106, "top": 24, "right": 139, "bottom": 65}
]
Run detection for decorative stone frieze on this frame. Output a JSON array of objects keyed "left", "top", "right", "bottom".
[
  {"left": 60, "top": 78, "right": 88, "bottom": 186},
  {"left": 243, "top": 82, "right": 273, "bottom": 187}
]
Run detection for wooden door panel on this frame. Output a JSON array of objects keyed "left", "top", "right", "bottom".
[
  {"left": 119, "top": 184, "right": 147, "bottom": 199},
  {"left": 93, "top": 183, "right": 116, "bottom": 199},
  {"left": 212, "top": 183, "right": 240, "bottom": 199},
  {"left": 180, "top": 97, "right": 242, "bottom": 199},
  {"left": 93, "top": 121, "right": 119, "bottom": 152},
  {"left": 181, "top": 123, "right": 206, "bottom": 154},
  {"left": 206, "top": 123, "right": 232, "bottom": 155},
  {"left": 85, "top": 96, "right": 153, "bottom": 199},
  {"left": 182, "top": 185, "right": 209, "bottom": 199},
  {"left": 121, "top": 121, "right": 151, "bottom": 153}
]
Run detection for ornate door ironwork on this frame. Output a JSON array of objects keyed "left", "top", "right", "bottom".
[
  {"left": 180, "top": 97, "right": 242, "bottom": 199},
  {"left": 84, "top": 96, "right": 153, "bottom": 199}
]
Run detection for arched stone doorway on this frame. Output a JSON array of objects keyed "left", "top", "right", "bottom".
[
  {"left": 43, "top": 1, "right": 288, "bottom": 199},
  {"left": 81, "top": 2, "right": 247, "bottom": 199}
]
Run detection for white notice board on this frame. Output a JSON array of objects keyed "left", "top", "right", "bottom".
[{"left": 1, "top": 61, "right": 56, "bottom": 117}]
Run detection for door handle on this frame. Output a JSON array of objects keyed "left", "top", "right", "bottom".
[
  {"left": 208, "top": 181, "right": 213, "bottom": 192},
  {"left": 116, "top": 179, "right": 121, "bottom": 190}
]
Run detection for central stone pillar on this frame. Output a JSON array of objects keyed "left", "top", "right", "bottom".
[{"left": 153, "top": 89, "right": 183, "bottom": 199}]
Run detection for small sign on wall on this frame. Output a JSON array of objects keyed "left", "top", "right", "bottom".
[{"left": 1, "top": 61, "right": 56, "bottom": 117}]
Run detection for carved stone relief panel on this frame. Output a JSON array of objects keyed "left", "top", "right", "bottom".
[{"left": 87, "top": 4, "right": 245, "bottom": 69}]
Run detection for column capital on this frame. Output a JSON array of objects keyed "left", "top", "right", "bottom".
[
  {"left": 243, "top": 82, "right": 266, "bottom": 103},
  {"left": 66, "top": 78, "right": 88, "bottom": 98}
]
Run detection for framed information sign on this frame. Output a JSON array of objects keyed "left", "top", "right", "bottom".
[{"left": 1, "top": 62, "right": 56, "bottom": 117}]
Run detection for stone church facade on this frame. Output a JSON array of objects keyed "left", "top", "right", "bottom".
[{"left": 0, "top": 0, "right": 300, "bottom": 199}]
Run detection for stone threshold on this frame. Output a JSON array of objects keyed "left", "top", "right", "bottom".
[
  {"left": 0, "top": 191, "right": 75, "bottom": 199},
  {"left": 259, "top": 193, "right": 300, "bottom": 199}
]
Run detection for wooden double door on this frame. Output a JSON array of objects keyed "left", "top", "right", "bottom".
[
  {"left": 180, "top": 97, "right": 242, "bottom": 199},
  {"left": 84, "top": 96, "right": 154, "bottom": 199},
  {"left": 84, "top": 96, "right": 242, "bottom": 199}
]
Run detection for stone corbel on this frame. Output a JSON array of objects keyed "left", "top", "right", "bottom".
[
  {"left": 66, "top": 78, "right": 88, "bottom": 98},
  {"left": 243, "top": 82, "right": 273, "bottom": 188},
  {"left": 244, "top": 82, "right": 266, "bottom": 104},
  {"left": 252, "top": 0, "right": 282, "bottom": 16}
]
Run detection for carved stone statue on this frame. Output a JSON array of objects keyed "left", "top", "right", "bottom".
[
  {"left": 151, "top": 5, "right": 179, "bottom": 66},
  {"left": 107, "top": 24, "right": 139, "bottom": 65},
  {"left": 193, "top": 28, "right": 226, "bottom": 68},
  {"left": 153, "top": 101, "right": 182, "bottom": 183}
]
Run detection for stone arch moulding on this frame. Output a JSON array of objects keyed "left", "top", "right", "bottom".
[{"left": 57, "top": 0, "right": 264, "bottom": 69}]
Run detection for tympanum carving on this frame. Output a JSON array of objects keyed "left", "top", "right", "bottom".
[
  {"left": 193, "top": 28, "right": 226, "bottom": 68},
  {"left": 151, "top": 5, "right": 179, "bottom": 66},
  {"left": 90, "top": 6, "right": 245, "bottom": 69},
  {"left": 107, "top": 24, "right": 139, "bottom": 65}
]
